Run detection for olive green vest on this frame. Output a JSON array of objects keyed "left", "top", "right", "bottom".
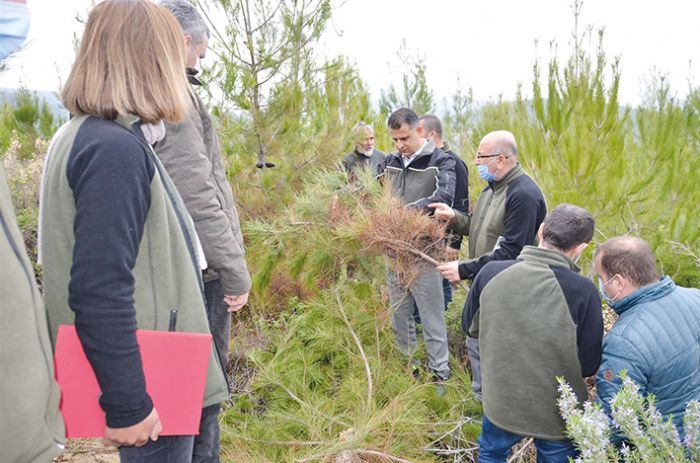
[{"left": 40, "top": 115, "right": 228, "bottom": 409}]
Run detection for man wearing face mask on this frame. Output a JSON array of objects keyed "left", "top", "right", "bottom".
[
  {"left": 1, "top": 1, "right": 66, "bottom": 461},
  {"left": 156, "top": 1, "right": 252, "bottom": 461},
  {"left": 342, "top": 122, "right": 385, "bottom": 177},
  {"left": 464, "top": 204, "right": 602, "bottom": 462},
  {"left": 430, "top": 130, "right": 546, "bottom": 400},
  {"left": 595, "top": 236, "right": 700, "bottom": 443}
]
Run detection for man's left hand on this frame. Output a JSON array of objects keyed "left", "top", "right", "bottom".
[
  {"left": 224, "top": 292, "right": 249, "bottom": 312},
  {"left": 437, "top": 261, "right": 461, "bottom": 283}
]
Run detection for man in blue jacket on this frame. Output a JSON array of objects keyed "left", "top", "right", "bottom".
[{"left": 595, "top": 236, "right": 700, "bottom": 440}]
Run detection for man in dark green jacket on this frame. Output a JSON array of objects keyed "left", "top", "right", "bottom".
[
  {"left": 433, "top": 130, "right": 546, "bottom": 399},
  {"left": 464, "top": 204, "right": 602, "bottom": 462}
]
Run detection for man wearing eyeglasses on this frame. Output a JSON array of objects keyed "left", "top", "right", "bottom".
[{"left": 430, "top": 130, "right": 546, "bottom": 400}]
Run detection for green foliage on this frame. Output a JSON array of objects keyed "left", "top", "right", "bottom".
[
  {"left": 242, "top": 168, "right": 383, "bottom": 313},
  {"left": 379, "top": 40, "right": 435, "bottom": 118},
  {"left": 0, "top": 89, "right": 62, "bottom": 158},
  {"left": 443, "top": 84, "right": 477, "bottom": 159},
  {"left": 203, "top": 0, "right": 332, "bottom": 168},
  {"left": 221, "top": 284, "right": 479, "bottom": 462}
]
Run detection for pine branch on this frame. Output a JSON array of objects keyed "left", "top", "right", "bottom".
[{"left": 335, "top": 289, "right": 373, "bottom": 411}]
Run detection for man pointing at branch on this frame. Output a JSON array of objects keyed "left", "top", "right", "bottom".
[{"left": 430, "top": 130, "right": 546, "bottom": 399}]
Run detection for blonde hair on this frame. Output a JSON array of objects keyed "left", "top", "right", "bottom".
[{"left": 62, "top": 0, "right": 190, "bottom": 124}]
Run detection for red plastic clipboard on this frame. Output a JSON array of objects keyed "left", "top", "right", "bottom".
[{"left": 54, "top": 325, "right": 212, "bottom": 437}]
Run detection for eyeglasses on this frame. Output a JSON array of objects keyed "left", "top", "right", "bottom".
[{"left": 475, "top": 152, "right": 502, "bottom": 160}]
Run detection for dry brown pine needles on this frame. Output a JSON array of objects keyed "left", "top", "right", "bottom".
[{"left": 357, "top": 191, "right": 448, "bottom": 288}]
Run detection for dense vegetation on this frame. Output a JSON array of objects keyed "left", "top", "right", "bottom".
[{"left": 3, "top": 1, "right": 700, "bottom": 461}]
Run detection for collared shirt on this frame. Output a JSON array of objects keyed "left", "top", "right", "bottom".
[{"left": 401, "top": 139, "right": 428, "bottom": 167}]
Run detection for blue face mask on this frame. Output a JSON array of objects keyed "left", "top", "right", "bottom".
[
  {"left": 477, "top": 164, "right": 497, "bottom": 182},
  {"left": 598, "top": 276, "right": 620, "bottom": 307},
  {"left": 0, "top": 1, "right": 30, "bottom": 60}
]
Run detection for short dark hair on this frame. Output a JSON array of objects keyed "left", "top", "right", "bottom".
[
  {"left": 420, "top": 114, "right": 442, "bottom": 137},
  {"left": 595, "top": 236, "right": 659, "bottom": 286},
  {"left": 387, "top": 108, "right": 419, "bottom": 130},
  {"left": 542, "top": 204, "right": 595, "bottom": 251}
]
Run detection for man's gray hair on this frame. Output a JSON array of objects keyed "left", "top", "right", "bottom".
[
  {"left": 595, "top": 236, "right": 659, "bottom": 286},
  {"left": 160, "top": 0, "right": 210, "bottom": 46},
  {"left": 353, "top": 121, "right": 373, "bottom": 135},
  {"left": 542, "top": 204, "right": 595, "bottom": 251}
]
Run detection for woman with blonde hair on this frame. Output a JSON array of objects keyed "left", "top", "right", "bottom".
[{"left": 40, "top": 0, "right": 228, "bottom": 460}]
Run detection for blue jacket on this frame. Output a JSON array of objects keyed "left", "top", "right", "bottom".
[{"left": 596, "top": 277, "right": 700, "bottom": 438}]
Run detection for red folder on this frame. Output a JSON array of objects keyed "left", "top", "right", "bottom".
[{"left": 54, "top": 325, "right": 212, "bottom": 437}]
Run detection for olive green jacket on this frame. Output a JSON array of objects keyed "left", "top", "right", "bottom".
[
  {"left": 452, "top": 164, "right": 546, "bottom": 280},
  {"left": 1, "top": 164, "right": 65, "bottom": 462}
]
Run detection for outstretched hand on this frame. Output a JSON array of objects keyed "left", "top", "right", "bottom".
[
  {"left": 436, "top": 261, "right": 461, "bottom": 283},
  {"left": 427, "top": 202, "right": 455, "bottom": 222}
]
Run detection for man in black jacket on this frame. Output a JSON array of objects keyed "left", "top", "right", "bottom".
[
  {"left": 341, "top": 122, "right": 385, "bottom": 178},
  {"left": 418, "top": 114, "right": 468, "bottom": 309},
  {"left": 433, "top": 130, "right": 546, "bottom": 400},
  {"left": 377, "top": 108, "right": 455, "bottom": 383}
]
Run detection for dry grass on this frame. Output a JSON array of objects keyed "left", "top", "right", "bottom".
[{"left": 52, "top": 439, "right": 118, "bottom": 463}]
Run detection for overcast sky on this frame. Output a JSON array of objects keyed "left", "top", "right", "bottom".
[{"left": 2, "top": 0, "right": 699, "bottom": 108}]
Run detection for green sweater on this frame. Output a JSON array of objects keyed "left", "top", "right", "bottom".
[{"left": 464, "top": 247, "right": 602, "bottom": 439}]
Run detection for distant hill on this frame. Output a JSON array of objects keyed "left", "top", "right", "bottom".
[{"left": 0, "top": 87, "right": 67, "bottom": 119}]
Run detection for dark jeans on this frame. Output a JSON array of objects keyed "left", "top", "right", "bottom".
[
  {"left": 477, "top": 415, "right": 578, "bottom": 463},
  {"left": 119, "top": 435, "right": 194, "bottom": 463},
  {"left": 192, "top": 278, "right": 231, "bottom": 462},
  {"left": 204, "top": 278, "right": 231, "bottom": 372},
  {"left": 442, "top": 278, "right": 453, "bottom": 309},
  {"left": 193, "top": 404, "right": 221, "bottom": 463}
]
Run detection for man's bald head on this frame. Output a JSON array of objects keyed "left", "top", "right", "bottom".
[
  {"left": 479, "top": 130, "right": 518, "bottom": 159},
  {"left": 475, "top": 130, "right": 519, "bottom": 181},
  {"left": 595, "top": 236, "right": 660, "bottom": 287}
]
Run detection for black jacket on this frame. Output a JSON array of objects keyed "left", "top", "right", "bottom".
[
  {"left": 377, "top": 140, "right": 456, "bottom": 211},
  {"left": 442, "top": 143, "right": 469, "bottom": 250}
]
